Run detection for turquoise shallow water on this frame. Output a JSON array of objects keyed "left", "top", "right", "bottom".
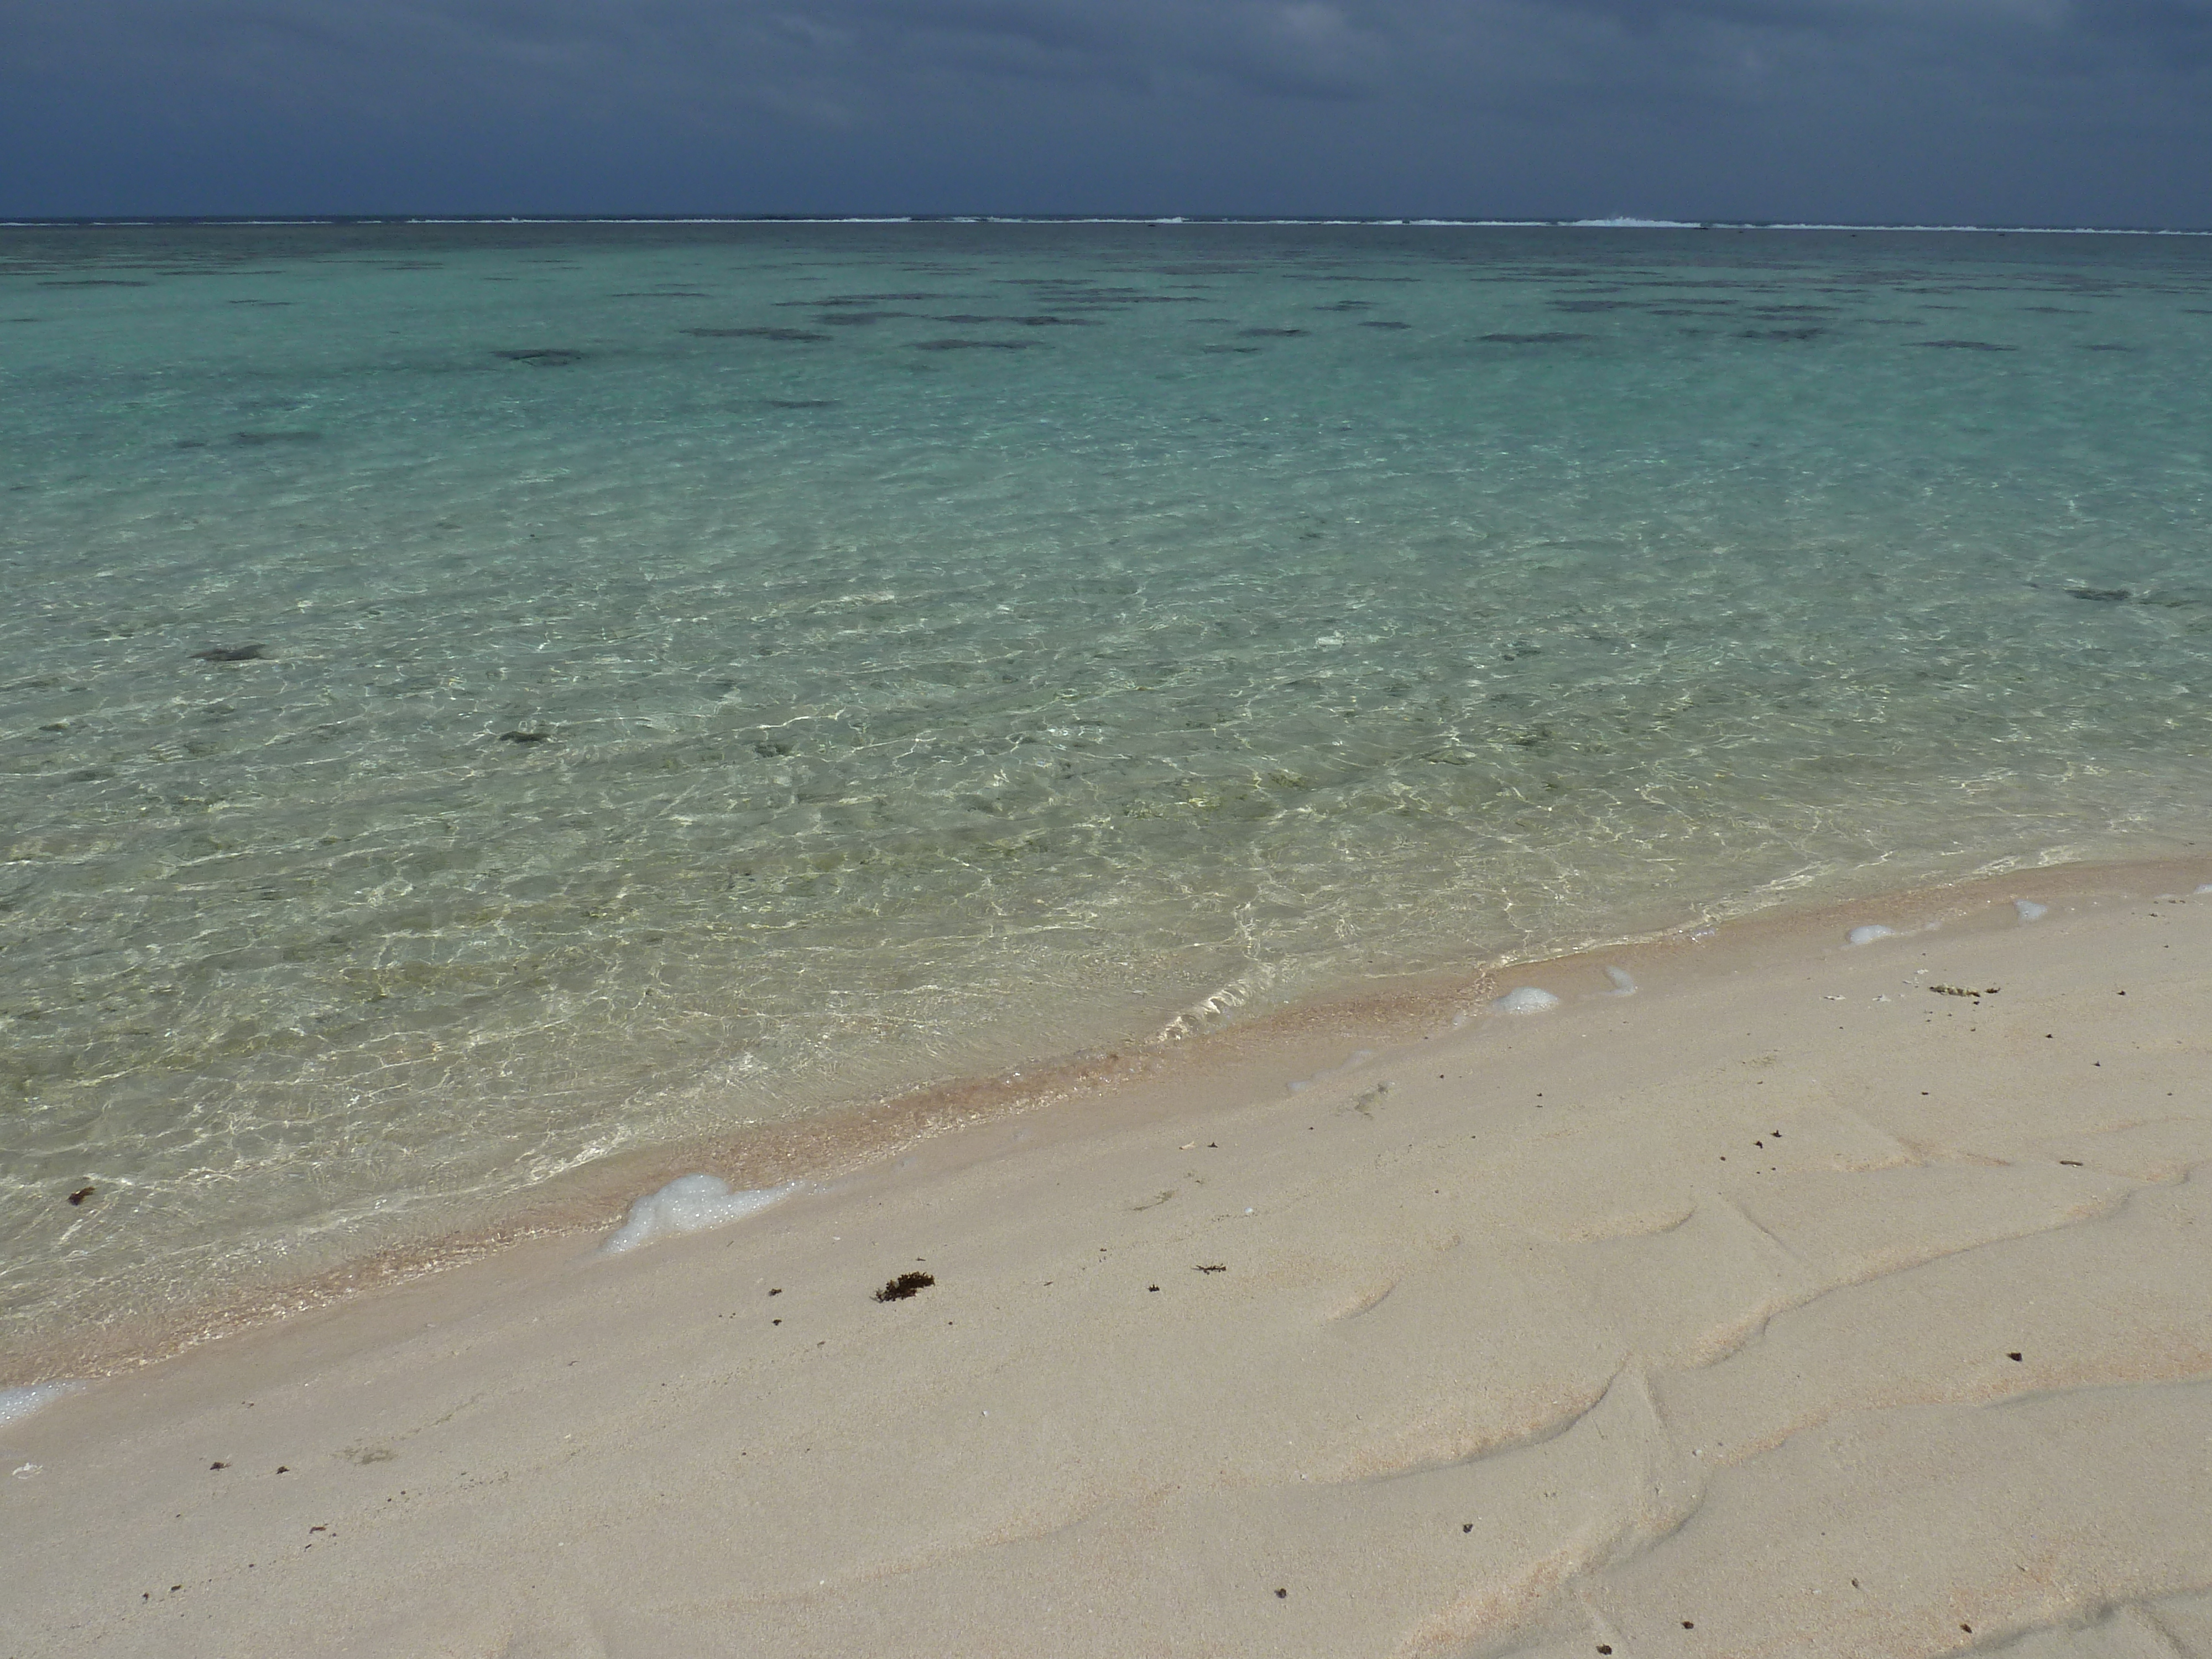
[{"left": 3, "top": 221, "right": 2210, "bottom": 1355}]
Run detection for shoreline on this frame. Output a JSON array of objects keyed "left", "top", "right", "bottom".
[
  {"left": 5, "top": 847, "right": 2203, "bottom": 1387},
  {"left": 4, "top": 848, "right": 2208, "bottom": 1655},
  {"left": 11, "top": 214, "right": 2212, "bottom": 1402}
]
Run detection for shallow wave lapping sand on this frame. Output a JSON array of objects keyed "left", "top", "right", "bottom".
[{"left": 3, "top": 865, "right": 2210, "bottom": 1657}]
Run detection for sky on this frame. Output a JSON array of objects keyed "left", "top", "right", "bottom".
[{"left": 3, "top": 0, "right": 2210, "bottom": 225}]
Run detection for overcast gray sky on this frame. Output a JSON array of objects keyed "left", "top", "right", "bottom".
[{"left": 3, "top": 0, "right": 2209, "bottom": 224}]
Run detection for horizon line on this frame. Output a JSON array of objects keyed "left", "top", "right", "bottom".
[{"left": 3, "top": 213, "right": 2210, "bottom": 236}]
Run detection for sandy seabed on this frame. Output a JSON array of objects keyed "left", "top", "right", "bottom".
[{"left": 4, "top": 858, "right": 2210, "bottom": 1658}]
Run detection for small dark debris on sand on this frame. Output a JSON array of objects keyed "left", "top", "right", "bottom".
[
  {"left": 498, "top": 731, "right": 551, "bottom": 745},
  {"left": 67, "top": 1186, "right": 95, "bottom": 1206},
  {"left": 873, "top": 1271, "right": 935, "bottom": 1302},
  {"left": 1194, "top": 1264, "right": 1226, "bottom": 1274},
  {"left": 193, "top": 644, "right": 268, "bottom": 662}
]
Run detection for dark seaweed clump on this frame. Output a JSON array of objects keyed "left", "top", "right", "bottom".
[
  {"left": 932, "top": 314, "right": 1093, "bottom": 326},
  {"left": 493, "top": 349, "right": 585, "bottom": 365},
  {"left": 1480, "top": 332, "right": 1591, "bottom": 345},
  {"left": 912, "top": 339, "right": 1033, "bottom": 351},
  {"left": 874, "top": 1271, "right": 936, "bottom": 1302},
  {"left": 686, "top": 327, "right": 830, "bottom": 343},
  {"left": 192, "top": 644, "right": 269, "bottom": 662},
  {"left": 1916, "top": 340, "right": 2016, "bottom": 351}
]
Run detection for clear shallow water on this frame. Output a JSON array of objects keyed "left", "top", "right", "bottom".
[{"left": 4, "top": 221, "right": 2210, "bottom": 1357}]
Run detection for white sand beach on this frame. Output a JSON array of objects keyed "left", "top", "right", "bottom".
[{"left": 5, "top": 862, "right": 2210, "bottom": 1657}]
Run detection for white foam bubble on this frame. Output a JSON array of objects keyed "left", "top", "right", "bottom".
[
  {"left": 1846, "top": 925, "right": 1898, "bottom": 946},
  {"left": 1602, "top": 966, "right": 1638, "bottom": 996},
  {"left": 0, "top": 1382, "right": 82, "bottom": 1428},
  {"left": 1492, "top": 987, "right": 1562, "bottom": 1014},
  {"left": 2015, "top": 899, "right": 2049, "bottom": 922},
  {"left": 600, "top": 1175, "right": 798, "bottom": 1255},
  {"left": 2197, "top": 884, "right": 2212, "bottom": 895}
]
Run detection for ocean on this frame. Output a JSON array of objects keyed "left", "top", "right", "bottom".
[{"left": 3, "top": 218, "right": 2208, "bottom": 1362}]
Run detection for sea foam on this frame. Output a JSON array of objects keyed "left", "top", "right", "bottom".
[
  {"left": 0, "top": 1382, "right": 82, "bottom": 1428},
  {"left": 1493, "top": 987, "right": 1563, "bottom": 1014},
  {"left": 601, "top": 1175, "right": 798, "bottom": 1255}
]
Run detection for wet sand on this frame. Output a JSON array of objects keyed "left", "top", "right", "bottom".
[{"left": 4, "top": 861, "right": 2210, "bottom": 1657}]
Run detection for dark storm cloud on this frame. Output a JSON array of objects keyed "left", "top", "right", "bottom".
[
  {"left": 2, "top": 0, "right": 2209, "bottom": 222},
  {"left": 2074, "top": 0, "right": 2212, "bottom": 58}
]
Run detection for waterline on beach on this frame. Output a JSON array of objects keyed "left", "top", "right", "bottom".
[{"left": 3, "top": 219, "right": 2208, "bottom": 1358}]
